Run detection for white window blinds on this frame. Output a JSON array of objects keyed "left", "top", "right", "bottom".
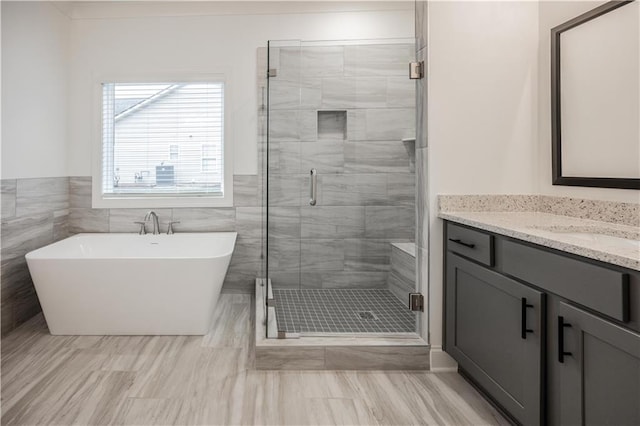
[{"left": 101, "top": 82, "right": 224, "bottom": 197}]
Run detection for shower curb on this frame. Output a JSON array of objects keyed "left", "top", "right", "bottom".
[{"left": 255, "top": 279, "right": 430, "bottom": 371}]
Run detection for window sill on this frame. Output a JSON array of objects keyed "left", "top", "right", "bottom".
[{"left": 91, "top": 194, "right": 234, "bottom": 209}]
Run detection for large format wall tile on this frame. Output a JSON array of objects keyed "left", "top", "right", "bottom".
[
  {"left": 271, "top": 47, "right": 301, "bottom": 81},
  {"left": 317, "top": 174, "right": 387, "bottom": 206},
  {"left": 344, "top": 141, "right": 411, "bottom": 174},
  {"left": 268, "top": 271, "right": 301, "bottom": 289},
  {"left": 344, "top": 44, "right": 414, "bottom": 77},
  {"left": 268, "top": 175, "right": 304, "bottom": 206},
  {"left": 69, "top": 176, "right": 92, "bottom": 208},
  {"left": 269, "top": 110, "right": 301, "bottom": 141},
  {"left": 301, "top": 46, "right": 345, "bottom": 78},
  {"left": 344, "top": 239, "right": 392, "bottom": 272},
  {"left": 269, "top": 79, "right": 303, "bottom": 110},
  {"left": 171, "top": 208, "right": 235, "bottom": 233},
  {"left": 235, "top": 207, "right": 262, "bottom": 240},
  {"left": 321, "top": 77, "right": 357, "bottom": 108},
  {"left": 269, "top": 110, "right": 317, "bottom": 142},
  {"left": 1, "top": 177, "right": 68, "bottom": 336},
  {"left": 300, "top": 141, "right": 345, "bottom": 174},
  {"left": 387, "top": 77, "right": 416, "bottom": 108},
  {"left": 225, "top": 238, "right": 262, "bottom": 293},
  {"left": 301, "top": 206, "right": 366, "bottom": 239},
  {"left": 356, "top": 78, "right": 388, "bottom": 108},
  {"left": 268, "top": 207, "right": 301, "bottom": 239},
  {"left": 233, "top": 175, "right": 260, "bottom": 207},
  {"left": 387, "top": 245, "right": 416, "bottom": 302},
  {"left": 346, "top": 109, "right": 416, "bottom": 142},
  {"left": 53, "top": 209, "right": 69, "bottom": 241},
  {"left": 1, "top": 179, "right": 17, "bottom": 219},
  {"left": 300, "top": 239, "right": 345, "bottom": 272},
  {"left": 15, "top": 177, "right": 68, "bottom": 217},
  {"left": 268, "top": 142, "right": 301, "bottom": 174},
  {"left": 365, "top": 206, "right": 415, "bottom": 239},
  {"left": 387, "top": 173, "right": 416, "bottom": 206},
  {"left": 268, "top": 237, "right": 300, "bottom": 271},
  {"left": 301, "top": 271, "right": 388, "bottom": 289},
  {"left": 1, "top": 213, "right": 54, "bottom": 263},
  {"left": 69, "top": 208, "right": 110, "bottom": 233},
  {"left": 364, "top": 108, "right": 416, "bottom": 141}
]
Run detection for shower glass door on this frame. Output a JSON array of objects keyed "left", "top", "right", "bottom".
[{"left": 266, "top": 39, "right": 418, "bottom": 338}]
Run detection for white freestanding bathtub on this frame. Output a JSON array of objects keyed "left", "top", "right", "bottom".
[{"left": 25, "top": 232, "right": 237, "bottom": 335}]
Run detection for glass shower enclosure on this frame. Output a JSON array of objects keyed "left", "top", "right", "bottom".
[{"left": 264, "top": 39, "right": 418, "bottom": 338}]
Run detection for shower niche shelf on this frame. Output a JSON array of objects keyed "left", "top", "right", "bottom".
[{"left": 317, "top": 110, "right": 347, "bottom": 140}]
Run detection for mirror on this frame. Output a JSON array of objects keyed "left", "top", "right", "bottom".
[{"left": 551, "top": 0, "right": 640, "bottom": 190}]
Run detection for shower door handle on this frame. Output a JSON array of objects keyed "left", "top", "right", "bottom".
[{"left": 309, "top": 168, "right": 317, "bottom": 206}]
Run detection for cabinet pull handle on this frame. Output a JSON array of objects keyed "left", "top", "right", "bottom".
[
  {"left": 558, "top": 315, "right": 573, "bottom": 363},
  {"left": 448, "top": 238, "right": 475, "bottom": 249},
  {"left": 521, "top": 297, "right": 534, "bottom": 339}
]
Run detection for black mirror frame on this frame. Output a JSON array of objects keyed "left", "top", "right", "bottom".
[{"left": 551, "top": 0, "right": 640, "bottom": 190}]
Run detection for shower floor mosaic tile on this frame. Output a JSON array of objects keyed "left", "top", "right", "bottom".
[{"left": 273, "top": 288, "right": 416, "bottom": 334}]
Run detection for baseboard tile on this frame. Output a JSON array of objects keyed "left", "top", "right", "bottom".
[{"left": 429, "top": 346, "right": 458, "bottom": 372}]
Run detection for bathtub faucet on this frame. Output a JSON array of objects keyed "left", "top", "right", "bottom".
[{"left": 144, "top": 211, "right": 161, "bottom": 235}]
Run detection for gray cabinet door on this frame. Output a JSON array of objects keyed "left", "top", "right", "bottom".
[
  {"left": 445, "top": 253, "right": 544, "bottom": 425},
  {"left": 557, "top": 302, "right": 640, "bottom": 426}
]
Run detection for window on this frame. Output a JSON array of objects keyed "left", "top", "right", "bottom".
[
  {"left": 96, "top": 80, "right": 231, "bottom": 207},
  {"left": 169, "top": 144, "right": 179, "bottom": 161}
]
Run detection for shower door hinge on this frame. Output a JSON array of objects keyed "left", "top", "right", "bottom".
[
  {"left": 409, "top": 293, "right": 424, "bottom": 312},
  {"left": 409, "top": 61, "right": 424, "bottom": 79},
  {"left": 268, "top": 68, "right": 278, "bottom": 78}
]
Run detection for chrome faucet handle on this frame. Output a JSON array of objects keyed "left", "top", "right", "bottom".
[
  {"left": 167, "top": 221, "right": 180, "bottom": 235},
  {"left": 133, "top": 221, "right": 147, "bottom": 235}
]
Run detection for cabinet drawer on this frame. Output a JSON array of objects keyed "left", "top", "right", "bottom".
[
  {"left": 446, "top": 223, "right": 494, "bottom": 266},
  {"left": 502, "top": 240, "right": 629, "bottom": 322}
]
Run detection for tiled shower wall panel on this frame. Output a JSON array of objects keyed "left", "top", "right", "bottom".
[
  {"left": 267, "top": 44, "right": 416, "bottom": 289},
  {"left": 68, "top": 176, "right": 262, "bottom": 294},
  {"left": 1, "top": 177, "right": 70, "bottom": 335}
]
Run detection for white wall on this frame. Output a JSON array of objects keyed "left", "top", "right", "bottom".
[
  {"left": 427, "top": 1, "right": 540, "bottom": 355},
  {"left": 68, "top": 5, "right": 414, "bottom": 177},
  {"left": 1, "top": 1, "right": 70, "bottom": 179},
  {"left": 538, "top": 0, "right": 640, "bottom": 203}
]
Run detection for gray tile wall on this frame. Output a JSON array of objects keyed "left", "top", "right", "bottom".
[
  {"left": 0, "top": 174, "right": 263, "bottom": 336},
  {"left": 1, "top": 177, "right": 70, "bottom": 336},
  {"left": 68, "top": 175, "right": 263, "bottom": 294},
  {"left": 387, "top": 245, "right": 417, "bottom": 303},
  {"left": 267, "top": 43, "right": 416, "bottom": 290}
]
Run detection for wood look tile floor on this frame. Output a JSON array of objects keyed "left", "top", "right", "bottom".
[{"left": 1, "top": 294, "right": 507, "bottom": 426}]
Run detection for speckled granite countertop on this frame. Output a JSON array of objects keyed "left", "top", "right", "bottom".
[{"left": 438, "top": 196, "right": 640, "bottom": 271}]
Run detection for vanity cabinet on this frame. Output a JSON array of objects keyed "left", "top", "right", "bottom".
[
  {"left": 555, "top": 302, "right": 640, "bottom": 426},
  {"left": 443, "top": 221, "right": 640, "bottom": 426},
  {"left": 446, "top": 253, "right": 544, "bottom": 425}
]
